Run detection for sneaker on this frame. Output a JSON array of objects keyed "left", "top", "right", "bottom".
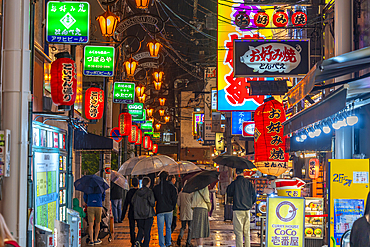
[
  {"left": 88, "top": 242, "right": 94, "bottom": 246},
  {"left": 94, "top": 239, "right": 102, "bottom": 245}
]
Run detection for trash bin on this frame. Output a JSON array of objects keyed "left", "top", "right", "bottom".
[
  {"left": 35, "top": 225, "right": 53, "bottom": 247},
  {"left": 67, "top": 208, "right": 81, "bottom": 247}
]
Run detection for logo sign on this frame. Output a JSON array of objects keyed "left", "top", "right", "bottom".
[
  {"left": 234, "top": 39, "right": 309, "bottom": 77},
  {"left": 113, "top": 82, "right": 135, "bottom": 104},
  {"left": 110, "top": 127, "right": 122, "bottom": 143},
  {"left": 242, "top": 121, "right": 255, "bottom": 137},
  {"left": 141, "top": 121, "right": 153, "bottom": 135},
  {"left": 128, "top": 103, "right": 145, "bottom": 122},
  {"left": 231, "top": 111, "right": 252, "bottom": 135},
  {"left": 266, "top": 197, "right": 305, "bottom": 247},
  {"left": 46, "top": 1, "right": 90, "bottom": 44},
  {"left": 83, "top": 46, "right": 115, "bottom": 77}
]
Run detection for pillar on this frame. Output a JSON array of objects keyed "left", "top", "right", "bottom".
[{"left": 0, "top": 0, "right": 30, "bottom": 245}]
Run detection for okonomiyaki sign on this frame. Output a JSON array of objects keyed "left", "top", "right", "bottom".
[{"left": 234, "top": 39, "right": 309, "bottom": 77}]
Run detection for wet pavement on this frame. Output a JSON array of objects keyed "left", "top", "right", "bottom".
[{"left": 81, "top": 196, "right": 261, "bottom": 247}]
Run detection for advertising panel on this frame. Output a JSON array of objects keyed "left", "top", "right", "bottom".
[
  {"left": 215, "top": 133, "right": 225, "bottom": 151},
  {"left": 266, "top": 197, "right": 305, "bottom": 247},
  {"left": 234, "top": 39, "right": 309, "bottom": 77},
  {"left": 231, "top": 111, "right": 252, "bottom": 135},
  {"left": 128, "top": 103, "right": 145, "bottom": 122},
  {"left": 192, "top": 113, "right": 204, "bottom": 136},
  {"left": 83, "top": 46, "right": 115, "bottom": 76},
  {"left": 113, "top": 82, "right": 135, "bottom": 104},
  {"left": 141, "top": 121, "right": 153, "bottom": 135}
]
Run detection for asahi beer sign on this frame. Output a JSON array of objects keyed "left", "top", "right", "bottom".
[{"left": 234, "top": 39, "right": 309, "bottom": 77}]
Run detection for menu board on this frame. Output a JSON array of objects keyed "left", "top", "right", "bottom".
[
  {"left": 34, "top": 152, "right": 59, "bottom": 231},
  {"left": 305, "top": 197, "right": 324, "bottom": 239}
]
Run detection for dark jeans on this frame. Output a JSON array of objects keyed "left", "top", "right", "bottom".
[
  {"left": 136, "top": 217, "right": 153, "bottom": 247},
  {"left": 178, "top": 220, "right": 192, "bottom": 244},
  {"left": 129, "top": 217, "right": 138, "bottom": 245},
  {"left": 171, "top": 215, "right": 177, "bottom": 233}
]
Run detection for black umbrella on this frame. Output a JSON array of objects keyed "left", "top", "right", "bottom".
[
  {"left": 74, "top": 175, "right": 110, "bottom": 194},
  {"left": 183, "top": 170, "right": 219, "bottom": 193},
  {"left": 213, "top": 155, "right": 256, "bottom": 169}
]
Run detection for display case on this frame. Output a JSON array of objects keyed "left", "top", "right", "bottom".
[{"left": 305, "top": 197, "right": 324, "bottom": 239}]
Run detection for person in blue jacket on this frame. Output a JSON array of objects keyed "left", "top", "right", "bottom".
[{"left": 83, "top": 191, "right": 105, "bottom": 245}]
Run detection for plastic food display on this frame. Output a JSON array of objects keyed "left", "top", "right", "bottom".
[{"left": 305, "top": 197, "right": 324, "bottom": 239}]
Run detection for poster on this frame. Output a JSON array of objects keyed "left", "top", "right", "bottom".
[
  {"left": 333, "top": 199, "right": 364, "bottom": 245},
  {"left": 266, "top": 197, "right": 305, "bottom": 247}
]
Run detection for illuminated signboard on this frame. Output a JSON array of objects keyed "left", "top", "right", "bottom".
[
  {"left": 141, "top": 121, "right": 153, "bottom": 135},
  {"left": 192, "top": 113, "right": 205, "bottom": 136},
  {"left": 83, "top": 46, "right": 115, "bottom": 77},
  {"left": 128, "top": 103, "right": 145, "bottom": 122},
  {"left": 113, "top": 82, "right": 135, "bottom": 104},
  {"left": 211, "top": 88, "right": 217, "bottom": 112},
  {"left": 231, "top": 111, "right": 252, "bottom": 135}
]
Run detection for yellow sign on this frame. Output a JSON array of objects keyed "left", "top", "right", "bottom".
[
  {"left": 329, "top": 159, "right": 370, "bottom": 245},
  {"left": 215, "top": 133, "right": 224, "bottom": 151},
  {"left": 266, "top": 197, "right": 305, "bottom": 247},
  {"left": 276, "top": 189, "right": 301, "bottom": 197}
]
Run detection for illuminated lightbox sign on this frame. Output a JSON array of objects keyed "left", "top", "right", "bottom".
[
  {"left": 128, "top": 103, "right": 145, "bottom": 122},
  {"left": 83, "top": 46, "right": 114, "bottom": 77},
  {"left": 233, "top": 39, "right": 309, "bottom": 77},
  {"left": 113, "top": 82, "right": 135, "bottom": 104}
]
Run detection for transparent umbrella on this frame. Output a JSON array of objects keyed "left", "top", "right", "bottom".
[
  {"left": 131, "top": 155, "right": 177, "bottom": 176},
  {"left": 161, "top": 161, "right": 201, "bottom": 175},
  {"left": 95, "top": 170, "right": 129, "bottom": 190},
  {"left": 118, "top": 155, "right": 149, "bottom": 176}
]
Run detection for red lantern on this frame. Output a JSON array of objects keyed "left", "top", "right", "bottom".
[
  {"left": 84, "top": 87, "right": 104, "bottom": 120},
  {"left": 235, "top": 11, "right": 250, "bottom": 29},
  {"left": 50, "top": 57, "right": 77, "bottom": 106},
  {"left": 272, "top": 10, "right": 288, "bottom": 27},
  {"left": 119, "top": 113, "right": 132, "bottom": 136},
  {"left": 143, "top": 136, "right": 150, "bottom": 149},
  {"left": 128, "top": 125, "right": 139, "bottom": 144},
  {"left": 148, "top": 139, "right": 153, "bottom": 151},
  {"left": 152, "top": 144, "right": 158, "bottom": 154},
  {"left": 254, "top": 10, "right": 269, "bottom": 28},
  {"left": 292, "top": 11, "right": 307, "bottom": 26},
  {"left": 308, "top": 158, "right": 320, "bottom": 179},
  {"left": 136, "top": 129, "right": 142, "bottom": 145},
  {"left": 254, "top": 98, "right": 289, "bottom": 176}
]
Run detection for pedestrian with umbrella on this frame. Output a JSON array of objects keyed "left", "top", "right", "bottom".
[
  {"left": 183, "top": 170, "right": 219, "bottom": 247},
  {"left": 74, "top": 175, "right": 109, "bottom": 246}
]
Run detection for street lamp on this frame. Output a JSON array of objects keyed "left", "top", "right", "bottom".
[
  {"left": 159, "top": 98, "right": 166, "bottom": 106},
  {"left": 124, "top": 57, "right": 139, "bottom": 78},
  {"left": 164, "top": 115, "right": 170, "bottom": 123},
  {"left": 135, "top": 84, "right": 146, "bottom": 97},
  {"left": 154, "top": 81, "right": 162, "bottom": 91},
  {"left": 155, "top": 123, "right": 161, "bottom": 131},
  {"left": 159, "top": 109, "right": 165, "bottom": 117},
  {"left": 138, "top": 94, "right": 147, "bottom": 103},
  {"left": 153, "top": 71, "right": 164, "bottom": 83},
  {"left": 135, "top": 0, "right": 151, "bottom": 9},
  {"left": 148, "top": 40, "right": 162, "bottom": 57},
  {"left": 96, "top": 6, "right": 120, "bottom": 37},
  {"left": 146, "top": 108, "right": 154, "bottom": 117},
  {"left": 148, "top": 117, "right": 154, "bottom": 122}
]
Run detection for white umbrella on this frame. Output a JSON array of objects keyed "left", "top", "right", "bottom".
[
  {"left": 118, "top": 155, "right": 149, "bottom": 176},
  {"left": 94, "top": 170, "right": 129, "bottom": 190},
  {"left": 131, "top": 155, "right": 178, "bottom": 175},
  {"left": 161, "top": 161, "right": 201, "bottom": 175}
]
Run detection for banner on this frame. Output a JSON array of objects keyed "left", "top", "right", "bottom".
[{"left": 266, "top": 197, "right": 305, "bottom": 247}]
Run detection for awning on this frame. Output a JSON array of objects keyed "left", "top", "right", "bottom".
[
  {"left": 285, "top": 46, "right": 370, "bottom": 106},
  {"left": 74, "top": 130, "right": 113, "bottom": 151},
  {"left": 283, "top": 88, "right": 347, "bottom": 135}
]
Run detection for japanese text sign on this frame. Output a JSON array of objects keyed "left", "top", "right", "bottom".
[
  {"left": 231, "top": 111, "right": 252, "bottom": 135},
  {"left": 128, "top": 103, "right": 145, "bottom": 122},
  {"left": 215, "top": 133, "right": 224, "bottom": 151},
  {"left": 141, "top": 121, "right": 153, "bottom": 135},
  {"left": 234, "top": 39, "right": 309, "bottom": 77},
  {"left": 113, "top": 82, "right": 135, "bottom": 104},
  {"left": 84, "top": 46, "right": 114, "bottom": 76},
  {"left": 46, "top": 1, "right": 89, "bottom": 44},
  {"left": 266, "top": 197, "right": 305, "bottom": 247}
]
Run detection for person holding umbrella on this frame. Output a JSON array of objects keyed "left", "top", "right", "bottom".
[{"left": 122, "top": 178, "right": 140, "bottom": 247}]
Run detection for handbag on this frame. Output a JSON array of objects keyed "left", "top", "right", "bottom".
[{"left": 199, "top": 190, "right": 212, "bottom": 212}]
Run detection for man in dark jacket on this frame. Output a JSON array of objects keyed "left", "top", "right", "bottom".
[
  {"left": 110, "top": 182, "right": 124, "bottom": 223},
  {"left": 350, "top": 192, "right": 370, "bottom": 247},
  {"left": 122, "top": 178, "right": 139, "bottom": 247},
  {"left": 132, "top": 177, "right": 155, "bottom": 247},
  {"left": 153, "top": 171, "right": 178, "bottom": 247},
  {"left": 226, "top": 168, "right": 256, "bottom": 247}
]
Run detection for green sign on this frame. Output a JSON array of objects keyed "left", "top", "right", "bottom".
[
  {"left": 84, "top": 46, "right": 115, "bottom": 76},
  {"left": 153, "top": 132, "right": 160, "bottom": 139},
  {"left": 46, "top": 1, "right": 90, "bottom": 43},
  {"left": 141, "top": 121, "right": 153, "bottom": 134},
  {"left": 113, "top": 82, "right": 135, "bottom": 104},
  {"left": 128, "top": 103, "right": 145, "bottom": 122}
]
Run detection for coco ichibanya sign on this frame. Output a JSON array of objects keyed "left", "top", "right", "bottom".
[{"left": 233, "top": 39, "right": 309, "bottom": 77}]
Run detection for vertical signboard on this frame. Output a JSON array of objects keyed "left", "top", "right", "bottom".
[
  {"left": 83, "top": 46, "right": 115, "bottom": 76},
  {"left": 211, "top": 88, "right": 217, "bottom": 112},
  {"left": 266, "top": 197, "right": 305, "bottom": 247},
  {"left": 329, "top": 159, "right": 370, "bottom": 245},
  {"left": 215, "top": 133, "right": 225, "bottom": 151},
  {"left": 231, "top": 111, "right": 252, "bottom": 135},
  {"left": 113, "top": 82, "right": 135, "bottom": 104},
  {"left": 46, "top": 1, "right": 90, "bottom": 44},
  {"left": 192, "top": 113, "right": 204, "bottom": 136}
]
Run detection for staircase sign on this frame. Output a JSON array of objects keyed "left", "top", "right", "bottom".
[{"left": 46, "top": 1, "right": 90, "bottom": 44}]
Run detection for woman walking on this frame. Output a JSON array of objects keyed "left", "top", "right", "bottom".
[{"left": 191, "top": 186, "right": 210, "bottom": 247}]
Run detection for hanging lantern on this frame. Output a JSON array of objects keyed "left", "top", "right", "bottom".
[
  {"left": 164, "top": 115, "right": 170, "bottom": 123},
  {"left": 154, "top": 81, "right": 162, "bottom": 90},
  {"left": 135, "top": 85, "right": 146, "bottom": 98},
  {"left": 84, "top": 87, "right": 104, "bottom": 120},
  {"left": 148, "top": 40, "right": 162, "bottom": 57},
  {"left": 124, "top": 57, "right": 138, "bottom": 78},
  {"left": 146, "top": 108, "right": 154, "bottom": 117},
  {"left": 153, "top": 71, "right": 164, "bottom": 83},
  {"left": 308, "top": 158, "right": 320, "bottom": 179},
  {"left": 148, "top": 139, "right": 153, "bottom": 151},
  {"left": 254, "top": 98, "right": 289, "bottom": 176},
  {"left": 291, "top": 11, "right": 307, "bottom": 27},
  {"left": 119, "top": 113, "right": 132, "bottom": 136},
  {"left": 155, "top": 123, "right": 161, "bottom": 131},
  {"left": 254, "top": 10, "right": 269, "bottom": 28},
  {"left": 273, "top": 10, "right": 288, "bottom": 27},
  {"left": 135, "top": 129, "right": 142, "bottom": 145},
  {"left": 148, "top": 117, "right": 154, "bottom": 123},
  {"left": 159, "top": 98, "right": 166, "bottom": 106},
  {"left": 234, "top": 11, "right": 250, "bottom": 29},
  {"left": 143, "top": 136, "right": 151, "bottom": 149},
  {"left": 50, "top": 55, "right": 77, "bottom": 106},
  {"left": 128, "top": 125, "right": 139, "bottom": 144},
  {"left": 96, "top": 6, "right": 120, "bottom": 37},
  {"left": 138, "top": 94, "right": 147, "bottom": 103},
  {"left": 152, "top": 144, "right": 158, "bottom": 154},
  {"left": 135, "top": 0, "right": 150, "bottom": 9},
  {"left": 159, "top": 109, "right": 165, "bottom": 117}
]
